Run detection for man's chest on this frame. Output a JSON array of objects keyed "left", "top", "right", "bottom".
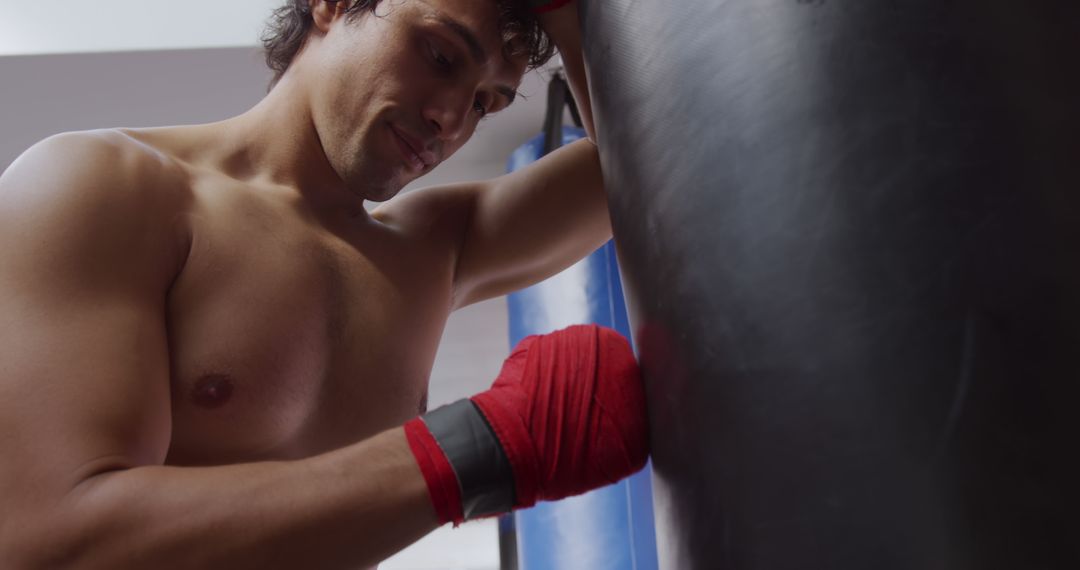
[{"left": 162, "top": 199, "right": 457, "bottom": 466}]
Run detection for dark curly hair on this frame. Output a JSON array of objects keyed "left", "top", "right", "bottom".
[{"left": 261, "top": 0, "right": 555, "bottom": 88}]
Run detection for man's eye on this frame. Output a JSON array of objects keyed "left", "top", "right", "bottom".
[
  {"left": 429, "top": 43, "right": 451, "bottom": 67},
  {"left": 472, "top": 100, "right": 488, "bottom": 118}
]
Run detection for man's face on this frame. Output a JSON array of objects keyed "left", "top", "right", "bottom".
[{"left": 307, "top": 0, "right": 528, "bottom": 202}]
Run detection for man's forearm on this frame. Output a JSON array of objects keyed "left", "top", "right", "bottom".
[
  {"left": 11, "top": 428, "right": 437, "bottom": 570},
  {"left": 538, "top": 5, "right": 596, "bottom": 141}
]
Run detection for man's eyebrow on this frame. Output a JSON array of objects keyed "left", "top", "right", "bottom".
[{"left": 434, "top": 15, "right": 488, "bottom": 65}]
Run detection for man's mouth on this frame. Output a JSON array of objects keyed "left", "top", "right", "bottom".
[{"left": 389, "top": 124, "right": 437, "bottom": 173}]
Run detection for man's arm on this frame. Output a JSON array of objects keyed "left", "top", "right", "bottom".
[
  {"left": 537, "top": 2, "right": 595, "bottom": 140},
  {"left": 386, "top": 3, "right": 607, "bottom": 309},
  {"left": 447, "top": 138, "right": 610, "bottom": 308},
  {"left": 0, "top": 133, "right": 437, "bottom": 570}
]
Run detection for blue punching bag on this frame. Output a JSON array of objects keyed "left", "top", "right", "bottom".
[{"left": 506, "top": 127, "right": 658, "bottom": 570}]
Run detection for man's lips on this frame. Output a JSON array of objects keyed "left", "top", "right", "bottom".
[{"left": 389, "top": 125, "right": 437, "bottom": 172}]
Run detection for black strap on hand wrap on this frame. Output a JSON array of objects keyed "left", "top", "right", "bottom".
[{"left": 421, "top": 399, "right": 515, "bottom": 520}]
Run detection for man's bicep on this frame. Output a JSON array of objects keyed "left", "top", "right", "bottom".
[
  {"left": 0, "top": 134, "right": 179, "bottom": 502},
  {"left": 451, "top": 139, "right": 611, "bottom": 308},
  {"left": 0, "top": 290, "right": 174, "bottom": 480}
]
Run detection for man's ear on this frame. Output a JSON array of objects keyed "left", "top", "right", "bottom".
[{"left": 310, "top": 0, "right": 347, "bottom": 34}]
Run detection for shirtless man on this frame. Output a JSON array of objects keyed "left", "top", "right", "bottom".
[{"left": 0, "top": 0, "right": 649, "bottom": 568}]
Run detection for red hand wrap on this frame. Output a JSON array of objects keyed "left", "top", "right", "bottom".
[
  {"left": 470, "top": 324, "right": 649, "bottom": 508},
  {"left": 404, "top": 417, "right": 464, "bottom": 525}
]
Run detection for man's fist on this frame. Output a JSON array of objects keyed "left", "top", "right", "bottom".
[{"left": 404, "top": 324, "right": 649, "bottom": 525}]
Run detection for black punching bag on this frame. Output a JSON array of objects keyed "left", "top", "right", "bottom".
[{"left": 580, "top": 0, "right": 1080, "bottom": 568}]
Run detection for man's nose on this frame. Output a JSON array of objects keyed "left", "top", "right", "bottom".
[{"left": 422, "top": 90, "right": 471, "bottom": 143}]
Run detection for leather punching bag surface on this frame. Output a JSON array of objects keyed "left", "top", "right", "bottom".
[{"left": 579, "top": 0, "right": 1080, "bottom": 568}]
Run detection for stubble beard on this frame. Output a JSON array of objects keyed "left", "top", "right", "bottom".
[{"left": 323, "top": 122, "right": 405, "bottom": 204}]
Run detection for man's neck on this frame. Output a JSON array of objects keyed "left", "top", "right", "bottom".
[{"left": 180, "top": 74, "right": 368, "bottom": 219}]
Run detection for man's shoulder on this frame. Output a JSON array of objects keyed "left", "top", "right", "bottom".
[
  {"left": 1, "top": 129, "right": 193, "bottom": 275},
  {"left": 7, "top": 128, "right": 182, "bottom": 184},
  {"left": 371, "top": 181, "right": 488, "bottom": 251},
  {"left": 2, "top": 128, "right": 192, "bottom": 217},
  {"left": 374, "top": 181, "right": 481, "bottom": 222}
]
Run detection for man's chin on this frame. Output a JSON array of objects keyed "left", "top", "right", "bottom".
[
  {"left": 339, "top": 169, "right": 403, "bottom": 203},
  {"left": 358, "top": 179, "right": 406, "bottom": 203},
  {"left": 364, "top": 192, "right": 398, "bottom": 204},
  {"left": 340, "top": 158, "right": 417, "bottom": 203}
]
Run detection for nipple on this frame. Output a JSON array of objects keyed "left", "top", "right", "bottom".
[{"left": 191, "top": 374, "right": 234, "bottom": 409}]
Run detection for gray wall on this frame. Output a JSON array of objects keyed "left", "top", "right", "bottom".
[{"left": 0, "top": 48, "right": 270, "bottom": 172}]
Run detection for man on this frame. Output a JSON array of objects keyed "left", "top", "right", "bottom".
[{"left": 0, "top": 0, "right": 648, "bottom": 569}]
